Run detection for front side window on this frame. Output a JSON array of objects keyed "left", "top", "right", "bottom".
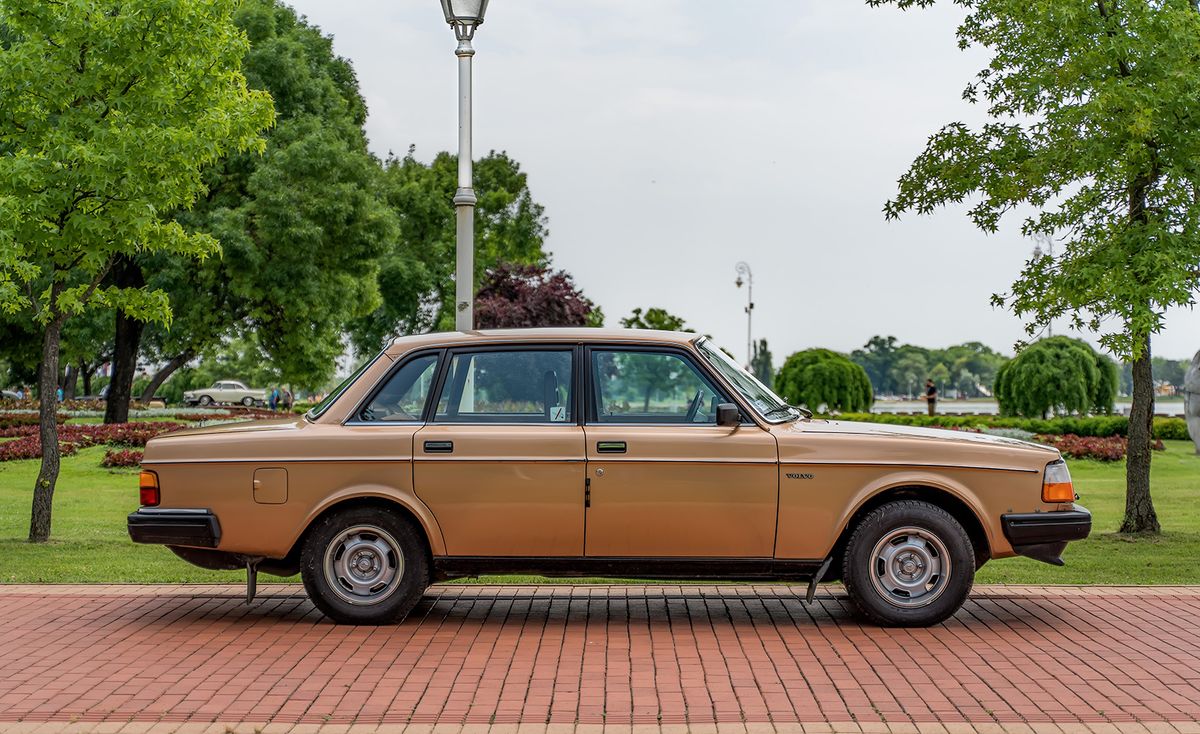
[
  {"left": 591, "top": 350, "right": 723, "bottom": 424},
  {"left": 434, "top": 350, "right": 574, "bottom": 424},
  {"left": 358, "top": 354, "right": 439, "bottom": 422}
]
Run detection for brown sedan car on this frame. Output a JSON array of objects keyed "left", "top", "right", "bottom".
[{"left": 129, "top": 329, "right": 1090, "bottom": 626}]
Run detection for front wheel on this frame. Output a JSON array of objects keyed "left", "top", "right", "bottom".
[
  {"left": 198, "top": 395, "right": 213, "bottom": 406},
  {"left": 300, "top": 506, "right": 429, "bottom": 624},
  {"left": 842, "top": 500, "right": 974, "bottom": 627}
]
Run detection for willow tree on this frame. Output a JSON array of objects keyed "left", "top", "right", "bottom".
[
  {"left": 776, "top": 349, "right": 874, "bottom": 414},
  {"left": 871, "top": 0, "right": 1200, "bottom": 533},
  {"left": 0, "top": 0, "right": 273, "bottom": 541},
  {"left": 994, "top": 336, "right": 1117, "bottom": 419}
]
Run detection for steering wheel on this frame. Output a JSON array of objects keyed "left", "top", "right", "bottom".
[{"left": 684, "top": 390, "right": 703, "bottom": 423}]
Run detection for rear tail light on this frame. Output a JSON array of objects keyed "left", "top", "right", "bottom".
[
  {"left": 139, "top": 471, "right": 160, "bottom": 507},
  {"left": 1042, "top": 461, "right": 1074, "bottom": 503}
]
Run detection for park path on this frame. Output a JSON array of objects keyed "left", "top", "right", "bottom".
[{"left": 0, "top": 585, "right": 1198, "bottom": 734}]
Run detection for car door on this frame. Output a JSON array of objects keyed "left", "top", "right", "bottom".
[
  {"left": 413, "top": 346, "right": 586, "bottom": 557},
  {"left": 583, "top": 346, "right": 779, "bottom": 558}
]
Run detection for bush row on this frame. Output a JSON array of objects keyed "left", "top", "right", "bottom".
[
  {"left": 1036, "top": 434, "right": 1166, "bottom": 462},
  {"left": 834, "top": 413, "right": 1191, "bottom": 441},
  {"left": 0, "top": 412, "right": 67, "bottom": 430},
  {"left": 0, "top": 422, "right": 187, "bottom": 462}
]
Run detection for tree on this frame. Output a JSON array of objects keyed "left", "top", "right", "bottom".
[
  {"left": 776, "top": 349, "right": 874, "bottom": 413},
  {"left": 750, "top": 338, "right": 774, "bottom": 389},
  {"left": 125, "top": 0, "right": 392, "bottom": 409},
  {"left": 474, "top": 263, "right": 600, "bottom": 329},
  {"left": 994, "top": 337, "right": 1116, "bottom": 419},
  {"left": 350, "top": 149, "right": 549, "bottom": 352},
  {"left": 0, "top": 0, "right": 274, "bottom": 542},
  {"left": 620, "top": 307, "right": 691, "bottom": 333},
  {"left": 871, "top": 0, "right": 1200, "bottom": 532}
]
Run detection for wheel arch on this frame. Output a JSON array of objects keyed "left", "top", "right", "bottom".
[
  {"left": 823, "top": 480, "right": 992, "bottom": 582},
  {"left": 270, "top": 491, "right": 445, "bottom": 577}
]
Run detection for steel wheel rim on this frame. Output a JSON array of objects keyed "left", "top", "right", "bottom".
[
  {"left": 323, "top": 524, "right": 404, "bottom": 606},
  {"left": 868, "top": 525, "right": 951, "bottom": 608}
]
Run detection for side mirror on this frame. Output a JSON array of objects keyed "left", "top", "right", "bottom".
[{"left": 716, "top": 403, "right": 741, "bottom": 427}]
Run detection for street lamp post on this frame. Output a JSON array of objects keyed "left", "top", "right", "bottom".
[
  {"left": 439, "top": 0, "right": 490, "bottom": 332},
  {"left": 734, "top": 262, "right": 753, "bottom": 367}
]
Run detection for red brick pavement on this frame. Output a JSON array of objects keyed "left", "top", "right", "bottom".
[{"left": 0, "top": 585, "right": 1197, "bottom": 728}]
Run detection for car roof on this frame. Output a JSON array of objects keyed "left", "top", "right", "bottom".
[{"left": 384, "top": 328, "right": 701, "bottom": 356}]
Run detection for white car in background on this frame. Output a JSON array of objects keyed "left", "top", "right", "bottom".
[{"left": 182, "top": 381, "right": 266, "bottom": 407}]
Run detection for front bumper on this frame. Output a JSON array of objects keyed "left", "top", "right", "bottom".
[
  {"left": 128, "top": 508, "right": 221, "bottom": 548},
  {"left": 1001, "top": 506, "right": 1091, "bottom": 566}
]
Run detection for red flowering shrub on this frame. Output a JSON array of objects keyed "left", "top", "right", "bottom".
[
  {"left": 1036, "top": 434, "right": 1166, "bottom": 461},
  {"left": 0, "top": 421, "right": 187, "bottom": 462},
  {"left": 0, "top": 436, "right": 79, "bottom": 461},
  {"left": 0, "top": 412, "right": 67, "bottom": 430},
  {"left": 101, "top": 449, "right": 144, "bottom": 468}
]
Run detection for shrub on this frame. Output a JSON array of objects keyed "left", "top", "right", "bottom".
[
  {"left": 776, "top": 349, "right": 873, "bottom": 413},
  {"left": 101, "top": 449, "right": 144, "bottom": 468},
  {"left": 1036, "top": 433, "right": 1166, "bottom": 462},
  {"left": 833, "top": 413, "right": 1190, "bottom": 441},
  {"left": 0, "top": 421, "right": 187, "bottom": 462},
  {"left": 0, "top": 412, "right": 67, "bottom": 430},
  {"left": 994, "top": 336, "right": 1117, "bottom": 418}
]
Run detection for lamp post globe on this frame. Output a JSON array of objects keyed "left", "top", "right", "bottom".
[{"left": 439, "top": 0, "right": 489, "bottom": 331}]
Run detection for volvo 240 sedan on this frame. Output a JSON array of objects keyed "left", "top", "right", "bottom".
[{"left": 128, "top": 328, "right": 1090, "bottom": 626}]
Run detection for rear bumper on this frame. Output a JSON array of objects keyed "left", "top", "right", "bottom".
[
  {"left": 1001, "top": 507, "right": 1091, "bottom": 566},
  {"left": 128, "top": 508, "right": 221, "bottom": 548}
]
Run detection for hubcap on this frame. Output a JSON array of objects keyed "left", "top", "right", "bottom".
[
  {"left": 323, "top": 524, "right": 404, "bottom": 606},
  {"left": 869, "top": 526, "right": 951, "bottom": 608}
]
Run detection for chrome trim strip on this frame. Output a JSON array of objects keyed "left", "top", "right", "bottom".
[{"left": 780, "top": 460, "right": 1037, "bottom": 473}]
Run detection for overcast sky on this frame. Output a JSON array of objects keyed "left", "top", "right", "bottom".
[{"left": 285, "top": 0, "right": 1199, "bottom": 364}]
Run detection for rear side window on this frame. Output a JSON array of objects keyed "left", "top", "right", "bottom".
[
  {"left": 358, "top": 354, "right": 439, "bottom": 422},
  {"left": 434, "top": 350, "right": 573, "bottom": 424}
]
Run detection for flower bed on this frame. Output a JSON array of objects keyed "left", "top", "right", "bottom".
[
  {"left": 1035, "top": 433, "right": 1166, "bottom": 461},
  {"left": 834, "top": 412, "right": 1190, "bottom": 441},
  {"left": 101, "top": 448, "right": 144, "bottom": 468},
  {"left": 0, "top": 412, "right": 67, "bottom": 430},
  {"left": 0, "top": 421, "right": 188, "bottom": 462}
]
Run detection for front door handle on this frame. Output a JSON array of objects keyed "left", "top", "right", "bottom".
[
  {"left": 596, "top": 441, "right": 626, "bottom": 454},
  {"left": 423, "top": 440, "right": 454, "bottom": 454}
]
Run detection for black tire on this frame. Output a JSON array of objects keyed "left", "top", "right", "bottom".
[
  {"left": 842, "top": 500, "right": 974, "bottom": 627},
  {"left": 300, "top": 506, "right": 430, "bottom": 624},
  {"left": 198, "top": 395, "right": 213, "bottom": 406},
  {"left": 241, "top": 396, "right": 254, "bottom": 406}
]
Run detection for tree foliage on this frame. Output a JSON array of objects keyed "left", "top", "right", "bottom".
[
  {"left": 474, "top": 263, "right": 600, "bottom": 329},
  {"left": 850, "top": 335, "right": 1007, "bottom": 397},
  {"left": 994, "top": 336, "right": 1118, "bottom": 419},
  {"left": 870, "top": 0, "right": 1200, "bottom": 532},
  {"left": 349, "top": 149, "right": 549, "bottom": 352},
  {"left": 776, "top": 349, "right": 874, "bottom": 413},
  {"left": 750, "top": 338, "right": 774, "bottom": 389},
  {"left": 620, "top": 307, "right": 692, "bottom": 333},
  {"left": 0, "top": 0, "right": 274, "bottom": 541},
  {"left": 144, "top": 0, "right": 392, "bottom": 390}
]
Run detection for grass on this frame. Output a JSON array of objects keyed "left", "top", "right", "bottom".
[{"left": 1, "top": 441, "right": 1197, "bottom": 585}]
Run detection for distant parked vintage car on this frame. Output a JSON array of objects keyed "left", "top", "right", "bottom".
[
  {"left": 129, "top": 329, "right": 1090, "bottom": 627},
  {"left": 182, "top": 381, "right": 266, "bottom": 407}
]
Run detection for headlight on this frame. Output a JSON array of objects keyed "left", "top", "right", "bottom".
[{"left": 1042, "top": 460, "right": 1075, "bottom": 503}]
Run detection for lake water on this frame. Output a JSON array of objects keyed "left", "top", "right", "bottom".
[{"left": 871, "top": 400, "right": 1186, "bottom": 417}]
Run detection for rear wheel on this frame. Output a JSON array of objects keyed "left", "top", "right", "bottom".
[
  {"left": 842, "top": 500, "right": 974, "bottom": 627},
  {"left": 301, "top": 506, "right": 429, "bottom": 624},
  {"left": 241, "top": 396, "right": 255, "bottom": 406}
]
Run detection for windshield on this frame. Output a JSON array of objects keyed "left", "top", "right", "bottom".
[
  {"left": 695, "top": 338, "right": 799, "bottom": 423},
  {"left": 306, "top": 351, "right": 383, "bottom": 420}
]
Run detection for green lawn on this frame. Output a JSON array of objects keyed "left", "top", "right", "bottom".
[{"left": 1, "top": 441, "right": 1197, "bottom": 585}]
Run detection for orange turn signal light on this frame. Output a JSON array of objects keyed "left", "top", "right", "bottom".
[
  {"left": 1042, "top": 461, "right": 1074, "bottom": 503},
  {"left": 139, "top": 470, "right": 160, "bottom": 507}
]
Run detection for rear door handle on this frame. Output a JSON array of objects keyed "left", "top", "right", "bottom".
[
  {"left": 423, "top": 440, "right": 454, "bottom": 454},
  {"left": 596, "top": 441, "right": 626, "bottom": 454}
]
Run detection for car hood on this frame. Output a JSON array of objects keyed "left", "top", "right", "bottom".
[{"left": 770, "top": 418, "right": 1057, "bottom": 471}]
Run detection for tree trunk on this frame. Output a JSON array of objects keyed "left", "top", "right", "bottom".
[
  {"left": 103, "top": 256, "right": 145, "bottom": 424},
  {"left": 62, "top": 364, "right": 77, "bottom": 399},
  {"left": 29, "top": 319, "right": 65, "bottom": 543},
  {"left": 140, "top": 351, "right": 193, "bottom": 403},
  {"left": 1120, "top": 332, "right": 1160, "bottom": 533},
  {"left": 80, "top": 361, "right": 93, "bottom": 397}
]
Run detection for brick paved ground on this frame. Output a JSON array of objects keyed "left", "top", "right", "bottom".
[{"left": 0, "top": 585, "right": 1198, "bottom": 734}]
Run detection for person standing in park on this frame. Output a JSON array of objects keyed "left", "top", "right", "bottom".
[{"left": 924, "top": 379, "right": 938, "bottom": 416}]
